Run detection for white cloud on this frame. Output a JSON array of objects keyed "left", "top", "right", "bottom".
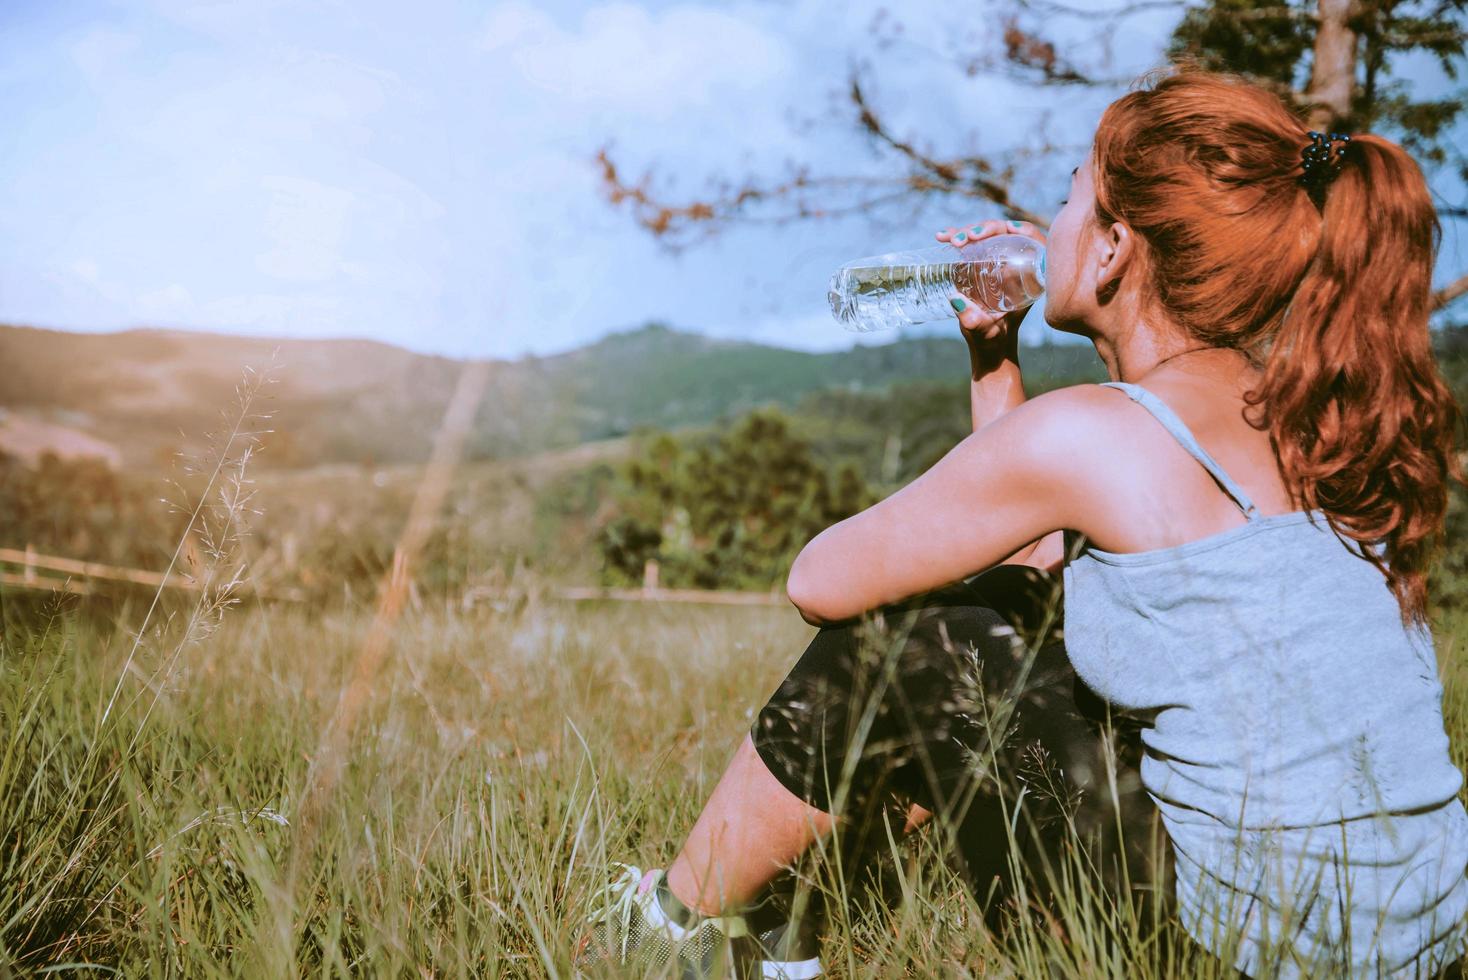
[
  {"left": 28, "top": 0, "right": 1461, "bottom": 365},
  {"left": 130, "top": 48, "right": 398, "bottom": 152},
  {"left": 140, "top": 0, "right": 326, "bottom": 39},
  {"left": 480, "top": 2, "right": 795, "bottom": 118}
]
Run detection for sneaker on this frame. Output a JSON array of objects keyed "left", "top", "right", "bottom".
[
  {"left": 743, "top": 872, "right": 825, "bottom": 979},
  {"left": 750, "top": 920, "right": 824, "bottom": 979},
  {"left": 576, "top": 864, "right": 751, "bottom": 977},
  {"left": 576, "top": 865, "right": 824, "bottom": 979}
]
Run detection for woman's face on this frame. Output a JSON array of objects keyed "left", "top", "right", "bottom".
[{"left": 1042, "top": 149, "right": 1099, "bottom": 336}]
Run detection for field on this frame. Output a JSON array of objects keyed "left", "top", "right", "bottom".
[
  {"left": 3, "top": 541, "right": 1467, "bottom": 976},
  {"left": 3, "top": 326, "right": 1468, "bottom": 976}
]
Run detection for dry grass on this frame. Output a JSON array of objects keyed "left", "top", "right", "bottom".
[
  {"left": 1, "top": 582, "right": 1463, "bottom": 976},
  {"left": 2, "top": 365, "right": 1464, "bottom": 976}
]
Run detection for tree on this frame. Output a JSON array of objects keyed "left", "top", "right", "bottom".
[
  {"left": 595, "top": 410, "right": 876, "bottom": 590},
  {"left": 596, "top": 0, "right": 1467, "bottom": 308}
]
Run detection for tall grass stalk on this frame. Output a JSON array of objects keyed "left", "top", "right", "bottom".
[
  {"left": 0, "top": 370, "right": 274, "bottom": 972},
  {"left": 99, "top": 361, "right": 276, "bottom": 732}
]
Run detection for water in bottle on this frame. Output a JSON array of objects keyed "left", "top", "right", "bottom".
[{"left": 827, "top": 233, "right": 1046, "bottom": 332}]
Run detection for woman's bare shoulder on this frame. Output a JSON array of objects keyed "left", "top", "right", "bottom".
[
  {"left": 981, "top": 384, "right": 1141, "bottom": 520},
  {"left": 1000, "top": 383, "right": 1135, "bottom": 449}
]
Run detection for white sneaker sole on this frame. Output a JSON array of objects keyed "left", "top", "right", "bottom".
[{"left": 761, "top": 957, "right": 823, "bottom": 979}]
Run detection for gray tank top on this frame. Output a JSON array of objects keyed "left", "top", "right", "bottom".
[{"left": 1061, "top": 381, "right": 1468, "bottom": 978}]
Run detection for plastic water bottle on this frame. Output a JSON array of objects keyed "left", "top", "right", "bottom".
[{"left": 827, "top": 234, "right": 1046, "bottom": 332}]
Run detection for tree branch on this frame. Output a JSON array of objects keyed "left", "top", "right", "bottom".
[
  {"left": 997, "top": 18, "right": 1095, "bottom": 83},
  {"left": 593, "top": 68, "right": 1060, "bottom": 247},
  {"left": 1435, "top": 270, "right": 1468, "bottom": 310},
  {"left": 1014, "top": 0, "right": 1186, "bottom": 16},
  {"left": 592, "top": 1, "right": 1460, "bottom": 261},
  {"left": 1378, "top": 26, "right": 1468, "bottom": 47},
  {"left": 847, "top": 77, "right": 1049, "bottom": 223},
  {"left": 867, "top": 9, "right": 1136, "bottom": 87},
  {"left": 1026, "top": 1, "right": 1317, "bottom": 23}
]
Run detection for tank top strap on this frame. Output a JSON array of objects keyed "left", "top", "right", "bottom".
[{"left": 1099, "top": 381, "right": 1261, "bottom": 521}]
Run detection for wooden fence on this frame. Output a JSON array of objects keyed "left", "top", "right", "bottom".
[
  {"left": 459, "top": 584, "right": 787, "bottom": 608},
  {"left": 0, "top": 548, "right": 787, "bottom": 608},
  {"left": 0, "top": 546, "right": 306, "bottom": 602}
]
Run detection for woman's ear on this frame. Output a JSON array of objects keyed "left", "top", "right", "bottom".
[{"left": 1093, "top": 221, "right": 1134, "bottom": 303}]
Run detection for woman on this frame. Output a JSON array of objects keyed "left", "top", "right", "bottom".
[{"left": 579, "top": 66, "right": 1468, "bottom": 978}]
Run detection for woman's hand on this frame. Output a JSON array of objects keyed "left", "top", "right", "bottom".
[{"left": 936, "top": 219, "right": 1047, "bottom": 355}]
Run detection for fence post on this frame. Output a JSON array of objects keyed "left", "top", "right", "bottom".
[
  {"left": 643, "top": 558, "right": 660, "bottom": 593},
  {"left": 23, "top": 543, "right": 36, "bottom": 586}
]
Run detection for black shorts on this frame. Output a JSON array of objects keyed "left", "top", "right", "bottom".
[{"left": 750, "top": 563, "right": 1170, "bottom": 928}]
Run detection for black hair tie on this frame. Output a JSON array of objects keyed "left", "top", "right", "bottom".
[{"left": 1299, "top": 130, "right": 1352, "bottom": 192}]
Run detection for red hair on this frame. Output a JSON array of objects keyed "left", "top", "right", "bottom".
[{"left": 1090, "top": 65, "right": 1464, "bottom": 626}]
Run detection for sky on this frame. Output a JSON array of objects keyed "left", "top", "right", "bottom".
[{"left": 0, "top": 0, "right": 1463, "bottom": 361}]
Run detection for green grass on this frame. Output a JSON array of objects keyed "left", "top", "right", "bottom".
[
  {"left": 2, "top": 366, "right": 1465, "bottom": 976},
  {"left": 2, "top": 585, "right": 1464, "bottom": 977}
]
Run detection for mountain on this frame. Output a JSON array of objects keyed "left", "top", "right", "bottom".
[{"left": 0, "top": 320, "right": 1105, "bottom": 470}]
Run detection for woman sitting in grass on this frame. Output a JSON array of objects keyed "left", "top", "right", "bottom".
[{"left": 578, "top": 65, "right": 1468, "bottom": 979}]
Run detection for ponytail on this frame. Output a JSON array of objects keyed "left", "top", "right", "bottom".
[
  {"left": 1093, "top": 66, "right": 1465, "bottom": 627},
  {"left": 1247, "top": 136, "right": 1463, "bottom": 627}
]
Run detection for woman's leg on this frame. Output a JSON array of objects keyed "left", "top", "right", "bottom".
[
  {"left": 664, "top": 733, "right": 834, "bottom": 915},
  {"left": 664, "top": 740, "right": 935, "bottom": 917},
  {"left": 665, "top": 564, "right": 1098, "bottom": 917}
]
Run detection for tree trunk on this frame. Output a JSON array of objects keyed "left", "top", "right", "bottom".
[
  {"left": 1304, "top": 0, "right": 1358, "bottom": 131},
  {"left": 1301, "top": 0, "right": 1467, "bottom": 314}
]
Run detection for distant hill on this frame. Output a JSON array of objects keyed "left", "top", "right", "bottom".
[{"left": 0, "top": 321, "right": 1104, "bottom": 470}]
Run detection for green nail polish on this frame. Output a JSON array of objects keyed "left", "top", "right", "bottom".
[
  {"left": 950, "top": 297, "right": 967, "bottom": 312},
  {"left": 954, "top": 232, "right": 966, "bottom": 242},
  {"left": 1008, "top": 220, "right": 1024, "bottom": 230}
]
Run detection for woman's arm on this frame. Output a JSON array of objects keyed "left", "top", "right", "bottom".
[
  {"left": 940, "top": 218, "right": 1045, "bottom": 434},
  {"left": 786, "top": 385, "right": 1111, "bottom": 625},
  {"left": 968, "top": 334, "right": 1026, "bottom": 433},
  {"left": 968, "top": 333, "right": 1062, "bottom": 570},
  {"left": 942, "top": 220, "right": 1061, "bottom": 571}
]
